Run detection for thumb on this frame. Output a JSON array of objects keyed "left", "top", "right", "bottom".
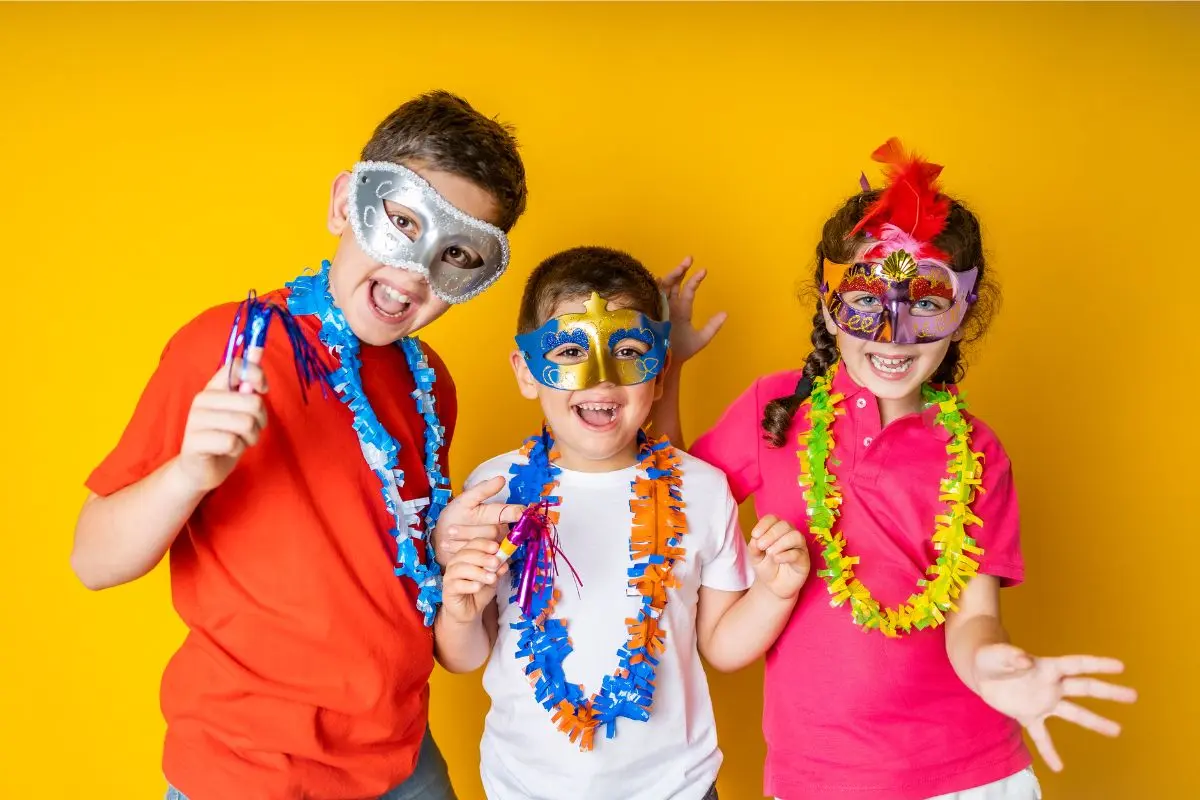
[
  {"left": 244, "top": 344, "right": 265, "bottom": 368},
  {"left": 698, "top": 311, "right": 727, "bottom": 344},
  {"left": 976, "top": 643, "right": 1033, "bottom": 678},
  {"left": 239, "top": 345, "right": 266, "bottom": 394}
]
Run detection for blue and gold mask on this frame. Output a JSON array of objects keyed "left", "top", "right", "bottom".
[{"left": 515, "top": 292, "right": 671, "bottom": 391}]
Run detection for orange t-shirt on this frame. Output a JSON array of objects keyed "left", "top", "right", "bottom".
[{"left": 87, "top": 289, "right": 456, "bottom": 800}]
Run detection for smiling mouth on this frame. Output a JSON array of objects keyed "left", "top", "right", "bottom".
[
  {"left": 369, "top": 279, "right": 414, "bottom": 321},
  {"left": 868, "top": 354, "right": 914, "bottom": 375},
  {"left": 572, "top": 401, "right": 621, "bottom": 429}
]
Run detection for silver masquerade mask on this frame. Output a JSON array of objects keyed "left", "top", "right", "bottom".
[{"left": 347, "top": 161, "right": 510, "bottom": 304}]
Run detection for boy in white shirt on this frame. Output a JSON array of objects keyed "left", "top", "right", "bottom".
[{"left": 434, "top": 246, "right": 810, "bottom": 800}]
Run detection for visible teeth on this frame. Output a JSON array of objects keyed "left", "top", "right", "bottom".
[
  {"left": 380, "top": 284, "right": 410, "bottom": 305},
  {"left": 870, "top": 354, "right": 913, "bottom": 374},
  {"left": 577, "top": 403, "right": 618, "bottom": 411}
]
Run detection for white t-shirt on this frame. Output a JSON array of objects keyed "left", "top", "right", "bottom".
[{"left": 465, "top": 448, "right": 755, "bottom": 800}]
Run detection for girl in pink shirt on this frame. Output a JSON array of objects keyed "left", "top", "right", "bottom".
[{"left": 657, "top": 140, "right": 1137, "bottom": 800}]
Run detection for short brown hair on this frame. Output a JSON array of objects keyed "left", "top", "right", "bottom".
[
  {"left": 517, "top": 246, "right": 663, "bottom": 333},
  {"left": 361, "top": 91, "right": 527, "bottom": 231}
]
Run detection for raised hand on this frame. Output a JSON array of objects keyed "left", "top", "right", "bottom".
[
  {"left": 441, "top": 538, "right": 509, "bottom": 625},
  {"left": 432, "top": 476, "right": 526, "bottom": 567},
  {"left": 748, "top": 515, "right": 810, "bottom": 599},
  {"left": 178, "top": 347, "right": 269, "bottom": 492},
  {"left": 659, "top": 256, "right": 727, "bottom": 363},
  {"left": 973, "top": 644, "right": 1137, "bottom": 772}
]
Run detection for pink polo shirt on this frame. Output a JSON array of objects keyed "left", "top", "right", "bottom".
[{"left": 692, "top": 367, "right": 1030, "bottom": 800}]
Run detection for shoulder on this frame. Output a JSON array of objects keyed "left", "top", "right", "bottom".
[
  {"left": 676, "top": 450, "right": 737, "bottom": 514},
  {"left": 678, "top": 449, "right": 735, "bottom": 491},
  {"left": 163, "top": 298, "right": 248, "bottom": 357},
  {"left": 707, "top": 368, "right": 806, "bottom": 431},
  {"left": 753, "top": 369, "right": 808, "bottom": 400},
  {"left": 731, "top": 369, "right": 807, "bottom": 413},
  {"left": 963, "top": 411, "right": 1013, "bottom": 470},
  {"left": 465, "top": 449, "right": 526, "bottom": 491}
]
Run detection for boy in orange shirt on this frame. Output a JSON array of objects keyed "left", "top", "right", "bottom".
[{"left": 72, "top": 91, "right": 527, "bottom": 800}]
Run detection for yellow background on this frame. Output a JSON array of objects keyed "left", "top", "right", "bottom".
[{"left": 2, "top": 2, "right": 1196, "bottom": 798}]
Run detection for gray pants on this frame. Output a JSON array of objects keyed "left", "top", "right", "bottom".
[{"left": 165, "top": 726, "right": 456, "bottom": 800}]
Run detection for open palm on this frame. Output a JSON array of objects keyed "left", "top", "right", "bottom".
[
  {"left": 974, "top": 643, "right": 1137, "bottom": 771},
  {"left": 659, "top": 257, "right": 727, "bottom": 363}
]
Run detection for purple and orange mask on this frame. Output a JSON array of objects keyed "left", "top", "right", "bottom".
[
  {"left": 821, "top": 248, "right": 977, "bottom": 345},
  {"left": 826, "top": 138, "right": 979, "bottom": 344}
]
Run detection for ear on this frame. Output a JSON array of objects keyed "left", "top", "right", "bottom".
[
  {"left": 328, "top": 171, "right": 353, "bottom": 236},
  {"left": 652, "top": 352, "right": 672, "bottom": 402},
  {"left": 821, "top": 304, "right": 839, "bottom": 336},
  {"left": 510, "top": 350, "right": 541, "bottom": 400}
]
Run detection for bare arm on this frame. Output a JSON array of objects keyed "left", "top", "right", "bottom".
[
  {"left": 71, "top": 351, "right": 268, "bottom": 590},
  {"left": 434, "top": 600, "right": 499, "bottom": 674},
  {"left": 696, "top": 583, "right": 797, "bottom": 672},
  {"left": 71, "top": 461, "right": 208, "bottom": 590},
  {"left": 650, "top": 258, "right": 726, "bottom": 448},
  {"left": 695, "top": 515, "right": 809, "bottom": 672},
  {"left": 945, "top": 575, "right": 1010, "bottom": 692},
  {"left": 946, "top": 575, "right": 1137, "bottom": 772}
]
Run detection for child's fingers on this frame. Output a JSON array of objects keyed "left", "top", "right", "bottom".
[
  {"left": 697, "top": 311, "right": 728, "bottom": 344},
  {"left": 680, "top": 267, "right": 709, "bottom": 303},
  {"left": 1053, "top": 700, "right": 1122, "bottom": 737},
  {"left": 193, "top": 390, "right": 265, "bottom": 415},
  {"left": 975, "top": 643, "right": 1032, "bottom": 677},
  {"left": 187, "top": 429, "right": 247, "bottom": 459},
  {"left": 237, "top": 361, "right": 269, "bottom": 395},
  {"left": 448, "top": 523, "right": 510, "bottom": 545},
  {"left": 449, "top": 544, "right": 503, "bottom": 573},
  {"left": 763, "top": 528, "right": 805, "bottom": 557},
  {"left": 773, "top": 538, "right": 809, "bottom": 564},
  {"left": 749, "top": 515, "right": 782, "bottom": 542},
  {"left": 659, "top": 257, "right": 693, "bottom": 293},
  {"left": 1049, "top": 655, "right": 1125, "bottom": 677},
  {"left": 1026, "top": 720, "right": 1064, "bottom": 772},
  {"left": 444, "top": 577, "right": 485, "bottom": 597},
  {"left": 188, "top": 409, "right": 264, "bottom": 447},
  {"left": 455, "top": 476, "right": 508, "bottom": 507},
  {"left": 753, "top": 519, "right": 795, "bottom": 551},
  {"left": 446, "top": 562, "right": 500, "bottom": 587},
  {"left": 1061, "top": 677, "right": 1138, "bottom": 704},
  {"left": 244, "top": 344, "right": 265, "bottom": 367}
]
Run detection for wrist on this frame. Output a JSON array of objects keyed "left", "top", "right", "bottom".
[
  {"left": 163, "top": 457, "right": 212, "bottom": 502},
  {"left": 438, "top": 602, "right": 486, "bottom": 626},
  {"left": 751, "top": 577, "right": 800, "bottom": 604}
]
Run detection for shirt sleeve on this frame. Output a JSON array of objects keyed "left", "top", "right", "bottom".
[
  {"left": 700, "top": 482, "right": 756, "bottom": 592},
  {"left": 86, "top": 306, "right": 236, "bottom": 497},
  {"left": 971, "top": 422, "right": 1024, "bottom": 587},
  {"left": 689, "top": 379, "right": 765, "bottom": 504}
]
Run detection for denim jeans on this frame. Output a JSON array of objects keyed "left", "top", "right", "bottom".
[{"left": 165, "top": 726, "right": 456, "bottom": 800}]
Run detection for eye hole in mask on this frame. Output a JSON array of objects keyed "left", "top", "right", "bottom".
[
  {"left": 516, "top": 293, "right": 672, "bottom": 391},
  {"left": 348, "top": 162, "right": 510, "bottom": 304},
  {"left": 821, "top": 255, "right": 979, "bottom": 344}
]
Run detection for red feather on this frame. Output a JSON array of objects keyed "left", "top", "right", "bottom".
[{"left": 851, "top": 138, "right": 951, "bottom": 249}]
